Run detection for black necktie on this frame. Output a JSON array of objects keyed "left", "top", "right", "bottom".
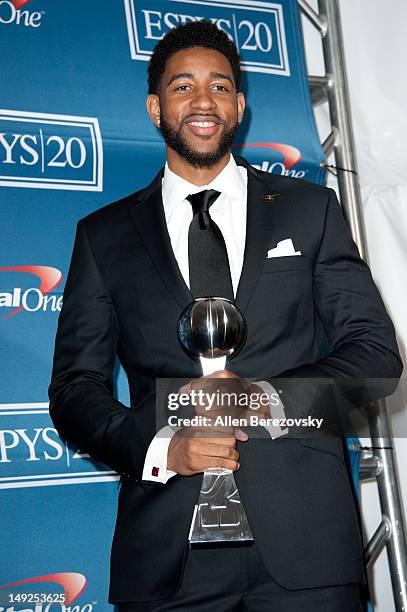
[{"left": 187, "top": 189, "right": 234, "bottom": 301}]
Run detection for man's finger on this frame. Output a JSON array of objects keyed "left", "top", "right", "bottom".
[
  {"left": 178, "top": 381, "right": 192, "bottom": 394},
  {"left": 199, "top": 442, "right": 239, "bottom": 462},
  {"left": 235, "top": 427, "right": 249, "bottom": 442},
  {"left": 200, "top": 456, "right": 240, "bottom": 472}
]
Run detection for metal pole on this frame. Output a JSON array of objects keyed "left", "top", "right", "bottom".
[
  {"left": 370, "top": 400, "right": 407, "bottom": 611},
  {"left": 308, "top": 75, "right": 332, "bottom": 106},
  {"left": 317, "top": 1, "right": 407, "bottom": 609},
  {"left": 321, "top": 129, "right": 336, "bottom": 157},
  {"left": 359, "top": 454, "right": 382, "bottom": 481},
  {"left": 317, "top": 0, "right": 366, "bottom": 258},
  {"left": 365, "top": 517, "right": 391, "bottom": 569},
  {"left": 298, "top": 0, "right": 327, "bottom": 34}
]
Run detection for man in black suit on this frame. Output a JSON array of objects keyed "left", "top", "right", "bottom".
[{"left": 49, "top": 21, "right": 402, "bottom": 611}]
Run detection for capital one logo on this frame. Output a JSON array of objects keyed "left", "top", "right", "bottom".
[
  {"left": 0, "top": 572, "right": 96, "bottom": 612},
  {"left": 0, "top": 109, "right": 103, "bottom": 191},
  {"left": 0, "top": 265, "right": 62, "bottom": 319},
  {"left": 124, "top": 0, "right": 290, "bottom": 76},
  {"left": 0, "top": 572, "right": 86, "bottom": 612},
  {"left": 0, "top": 0, "right": 43, "bottom": 28},
  {"left": 235, "top": 142, "right": 307, "bottom": 178}
]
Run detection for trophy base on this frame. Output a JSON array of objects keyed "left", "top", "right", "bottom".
[
  {"left": 189, "top": 534, "right": 254, "bottom": 549},
  {"left": 188, "top": 468, "right": 254, "bottom": 547}
]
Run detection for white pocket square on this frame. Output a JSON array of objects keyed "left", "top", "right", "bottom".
[{"left": 267, "top": 239, "right": 301, "bottom": 258}]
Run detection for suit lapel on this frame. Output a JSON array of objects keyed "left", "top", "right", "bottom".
[
  {"left": 234, "top": 157, "right": 281, "bottom": 313},
  {"left": 130, "top": 170, "right": 194, "bottom": 311}
]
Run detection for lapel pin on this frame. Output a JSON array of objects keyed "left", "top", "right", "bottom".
[{"left": 261, "top": 192, "right": 280, "bottom": 201}]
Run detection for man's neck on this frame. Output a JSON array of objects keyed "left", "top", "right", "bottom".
[{"left": 166, "top": 149, "right": 231, "bottom": 186}]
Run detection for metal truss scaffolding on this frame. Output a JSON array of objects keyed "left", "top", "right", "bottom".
[{"left": 298, "top": 1, "right": 407, "bottom": 610}]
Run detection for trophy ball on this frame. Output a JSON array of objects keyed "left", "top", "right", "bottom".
[{"left": 177, "top": 297, "right": 246, "bottom": 359}]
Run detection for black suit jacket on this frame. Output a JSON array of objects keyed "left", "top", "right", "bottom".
[{"left": 49, "top": 157, "right": 402, "bottom": 603}]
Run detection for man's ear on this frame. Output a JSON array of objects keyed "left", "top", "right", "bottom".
[
  {"left": 237, "top": 92, "right": 245, "bottom": 125},
  {"left": 146, "top": 94, "right": 161, "bottom": 127}
]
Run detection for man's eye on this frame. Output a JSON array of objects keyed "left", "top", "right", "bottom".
[
  {"left": 213, "top": 85, "right": 228, "bottom": 92},
  {"left": 176, "top": 85, "right": 190, "bottom": 91}
]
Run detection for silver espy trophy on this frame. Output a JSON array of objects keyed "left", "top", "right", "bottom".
[{"left": 177, "top": 297, "right": 254, "bottom": 546}]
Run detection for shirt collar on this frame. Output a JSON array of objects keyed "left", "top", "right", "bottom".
[{"left": 162, "top": 155, "right": 245, "bottom": 214}]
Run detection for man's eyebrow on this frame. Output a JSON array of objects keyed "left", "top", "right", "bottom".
[
  {"left": 167, "top": 71, "right": 235, "bottom": 87},
  {"left": 210, "top": 72, "right": 234, "bottom": 86},
  {"left": 167, "top": 73, "right": 193, "bottom": 86}
]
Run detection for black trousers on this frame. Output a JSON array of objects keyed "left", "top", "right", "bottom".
[{"left": 117, "top": 544, "right": 363, "bottom": 611}]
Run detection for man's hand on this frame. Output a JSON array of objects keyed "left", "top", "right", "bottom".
[
  {"left": 167, "top": 426, "right": 248, "bottom": 476},
  {"left": 167, "top": 370, "right": 251, "bottom": 476},
  {"left": 179, "top": 369, "right": 246, "bottom": 418}
]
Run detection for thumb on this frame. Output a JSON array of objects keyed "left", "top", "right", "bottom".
[{"left": 235, "top": 427, "right": 249, "bottom": 442}]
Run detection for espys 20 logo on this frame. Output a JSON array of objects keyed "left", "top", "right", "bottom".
[
  {"left": 0, "top": 402, "right": 119, "bottom": 489},
  {"left": 0, "top": 109, "right": 103, "bottom": 191},
  {"left": 0, "top": 0, "right": 43, "bottom": 28},
  {"left": 124, "top": 0, "right": 290, "bottom": 76}
]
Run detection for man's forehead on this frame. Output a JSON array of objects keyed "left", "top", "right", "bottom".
[{"left": 164, "top": 47, "right": 233, "bottom": 76}]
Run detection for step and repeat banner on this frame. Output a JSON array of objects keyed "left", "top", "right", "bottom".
[{"left": 0, "top": 1, "right": 325, "bottom": 609}]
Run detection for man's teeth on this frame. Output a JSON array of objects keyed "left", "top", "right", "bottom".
[{"left": 189, "top": 121, "right": 216, "bottom": 127}]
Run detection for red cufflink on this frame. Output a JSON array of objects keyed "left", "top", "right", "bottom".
[{"left": 152, "top": 467, "right": 159, "bottom": 477}]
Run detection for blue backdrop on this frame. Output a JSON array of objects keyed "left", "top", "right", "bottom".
[{"left": 0, "top": 1, "right": 325, "bottom": 609}]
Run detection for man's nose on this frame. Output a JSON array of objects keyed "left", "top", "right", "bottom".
[{"left": 190, "top": 89, "right": 216, "bottom": 110}]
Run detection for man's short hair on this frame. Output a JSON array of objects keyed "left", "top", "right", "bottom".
[{"left": 148, "top": 21, "right": 241, "bottom": 95}]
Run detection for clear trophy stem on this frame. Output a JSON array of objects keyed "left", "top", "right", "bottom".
[{"left": 200, "top": 355, "right": 226, "bottom": 375}]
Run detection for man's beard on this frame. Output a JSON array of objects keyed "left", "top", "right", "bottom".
[{"left": 160, "top": 115, "right": 238, "bottom": 168}]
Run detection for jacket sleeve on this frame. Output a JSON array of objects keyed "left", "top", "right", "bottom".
[
  {"left": 48, "top": 220, "right": 156, "bottom": 478},
  {"left": 267, "top": 189, "right": 403, "bottom": 427}
]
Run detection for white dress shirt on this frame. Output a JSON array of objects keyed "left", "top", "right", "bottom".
[
  {"left": 162, "top": 155, "right": 247, "bottom": 295},
  {"left": 142, "top": 156, "right": 285, "bottom": 483}
]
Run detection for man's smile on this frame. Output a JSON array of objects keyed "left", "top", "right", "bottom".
[{"left": 183, "top": 115, "right": 224, "bottom": 138}]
